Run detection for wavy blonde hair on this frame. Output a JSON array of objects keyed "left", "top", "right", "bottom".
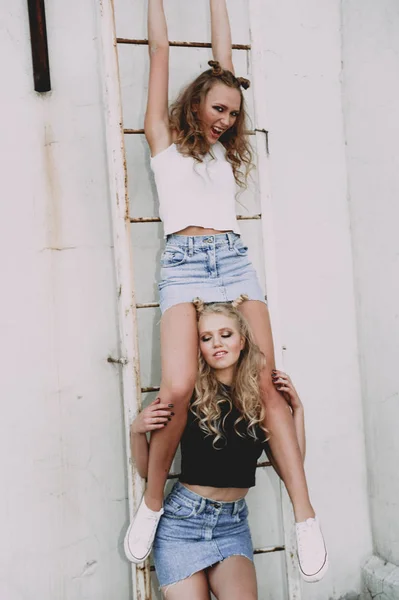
[
  {"left": 191, "top": 296, "right": 268, "bottom": 448},
  {"left": 169, "top": 61, "right": 253, "bottom": 188}
]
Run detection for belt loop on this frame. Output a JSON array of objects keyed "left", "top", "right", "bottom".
[
  {"left": 227, "top": 232, "right": 234, "bottom": 250},
  {"left": 232, "top": 500, "right": 239, "bottom": 515},
  {"left": 188, "top": 236, "right": 194, "bottom": 257},
  {"left": 197, "top": 498, "right": 206, "bottom": 515}
]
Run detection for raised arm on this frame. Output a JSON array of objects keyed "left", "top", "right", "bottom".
[
  {"left": 210, "top": 0, "right": 234, "bottom": 73},
  {"left": 145, "top": 0, "right": 172, "bottom": 156}
]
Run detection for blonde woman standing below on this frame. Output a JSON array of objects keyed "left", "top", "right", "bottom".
[{"left": 128, "top": 299, "right": 328, "bottom": 598}]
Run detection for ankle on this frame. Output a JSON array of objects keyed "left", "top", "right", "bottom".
[
  {"left": 294, "top": 505, "right": 316, "bottom": 523},
  {"left": 144, "top": 492, "right": 163, "bottom": 512}
]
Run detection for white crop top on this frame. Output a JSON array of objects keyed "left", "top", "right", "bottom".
[{"left": 150, "top": 142, "right": 240, "bottom": 236}]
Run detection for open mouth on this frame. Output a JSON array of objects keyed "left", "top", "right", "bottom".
[
  {"left": 210, "top": 126, "right": 224, "bottom": 138},
  {"left": 213, "top": 351, "right": 227, "bottom": 358}
]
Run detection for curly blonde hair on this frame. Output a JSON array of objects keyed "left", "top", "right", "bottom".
[
  {"left": 191, "top": 296, "right": 268, "bottom": 448},
  {"left": 169, "top": 61, "right": 253, "bottom": 188}
]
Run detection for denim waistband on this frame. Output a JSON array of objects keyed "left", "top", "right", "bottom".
[
  {"left": 171, "top": 482, "right": 246, "bottom": 515},
  {"left": 166, "top": 232, "right": 239, "bottom": 251}
]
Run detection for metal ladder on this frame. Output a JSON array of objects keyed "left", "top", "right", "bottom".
[{"left": 99, "top": 1, "right": 302, "bottom": 598}]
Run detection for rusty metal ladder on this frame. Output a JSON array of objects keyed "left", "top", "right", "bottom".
[{"left": 99, "top": 0, "right": 302, "bottom": 598}]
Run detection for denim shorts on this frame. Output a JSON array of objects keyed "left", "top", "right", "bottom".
[
  {"left": 153, "top": 482, "right": 253, "bottom": 588},
  {"left": 158, "top": 232, "right": 265, "bottom": 314}
]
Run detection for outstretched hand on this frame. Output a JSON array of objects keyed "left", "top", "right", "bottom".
[
  {"left": 131, "top": 397, "right": 174, "bottom": 434},
  {"left": 272, "top": 370, "right": 303, "bottom": 412}
]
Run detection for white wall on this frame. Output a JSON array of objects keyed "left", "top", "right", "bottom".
[
  {"left": 0, "top": 2, "right": 130, "bottom": 599},
  {"left": 0, "top": 0, "right": 386, "bottom": 598},
  {"left": 256, "top": 1, "right": 373, "bottom": 598},
  {"left": 342, "top": 0, "right": 399, "bottom": 568}
]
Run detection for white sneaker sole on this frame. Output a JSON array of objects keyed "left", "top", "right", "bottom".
[
  {"left": 299, "top": 552, "right": 329, "bottom": 583},
  {"left": 123, "top": 522, "right": 152, "bottom": 564}
]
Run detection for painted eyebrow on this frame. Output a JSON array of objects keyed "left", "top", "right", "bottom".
[
  {"left": 213, "top": 103, "right": 240, "bottom": 112},
  {"left": 199, "top": 328, "right": 234, "bottom": 336}
]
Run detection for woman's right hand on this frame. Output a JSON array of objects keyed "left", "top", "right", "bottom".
[
  {"left": 131, "top": 397, "right": 174, "bottom": 434},
  {"left": 271, "top": 370, "right": 303, "bottom": 413}
]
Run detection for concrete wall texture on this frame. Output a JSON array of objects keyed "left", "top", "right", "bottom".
[
  {"left": 341, "top": 1, "right": 399, "bottom": 597},
  {"left": 342, "top": 0, "right": 399, "bottom": 567},
  {"left": 252, "top": 1, "right": 372, "bottom": 598},
  {"left": 0, "top": 1, "right": 397, "bottom": 599},
  {"left": 0, "top": 1, "right": 131, "bottom": 598}
]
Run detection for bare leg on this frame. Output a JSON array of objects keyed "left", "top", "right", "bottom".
[
  {"left": 208, "top": 556, "right": 257, "bottom": 600},
  {"left": 145, "top": 302, "right": 198, "bottom": 510},
  {"left": 162, "top": 571, "right": 210, "bottom": 600},
  {"left": 239, "top": 301, "right": 314, "bottom": 522}
]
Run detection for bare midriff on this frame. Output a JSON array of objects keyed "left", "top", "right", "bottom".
[
  {"left": 182, "top": 483, "right": 249, "bottom": 502},
  {"left": 174, "top": 226, "right": 233, "bottom": 236}
]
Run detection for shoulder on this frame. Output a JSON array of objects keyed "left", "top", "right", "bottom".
[
  {"left": 145, "top": 119, "right": 172, "bottom": 158},
  {"left": 150, "top": 142, "right": 177, "bottom": 164},
  {"left": 214, "top": 141, "right": 227, "bottom": 157}
]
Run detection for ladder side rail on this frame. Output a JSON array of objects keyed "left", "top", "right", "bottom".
[
  {"left": 98, "top": 1, "right": 151, "bottom": 598},
  {"left": 256, "top": 128, "right": 302, "bottom": 600},
  {"left": 248, "top": 1, "right": 302, "bottom": 597}
]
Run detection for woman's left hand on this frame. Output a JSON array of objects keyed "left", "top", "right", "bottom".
[{"left": 272, "top": 370, "right": 303, "bottom": 412}]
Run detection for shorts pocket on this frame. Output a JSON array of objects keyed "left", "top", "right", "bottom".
[
  {"left": 233, "top": 239, "right": 249, "bottom": 257},
  {"left": 160, "top": 246, "right": 187, "bottom": 268},
  {"left": 163, "top": 496, "right": 196, "bottom": 520}
]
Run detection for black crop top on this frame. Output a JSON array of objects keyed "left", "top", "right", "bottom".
[{"left": 179, "top": 390, "right": 268, "bottom": 488}]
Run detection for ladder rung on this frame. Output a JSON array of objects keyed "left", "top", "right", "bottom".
[
  {"left": 124, "top": 128, "right": 256, "bottom": 135},
  {"left": 123, "top": 129, "right": 144, "bottom": 135},
  {"left": 254, "top": 545, "right": 285, "bottom": 555},
  {"left": 124, "top": 128, "right": 144, "bottom": 134},
  {"left": 117, "top": 38, "right": 250, "bottom": 51},
  {"left": 256, "top": 460, "right": 272, "bottom": 469},
  {"left": 130, "top": 214, "right": 261, "bottom": 223},
  {"left": 238, "top": 214, "right": 261, "bottom": 220},
  {"left": 136, "top": 302, "right": 160, "bottom": 309},
  {"left": 131, "top": 217, "right": 161, "bottom": 223}
]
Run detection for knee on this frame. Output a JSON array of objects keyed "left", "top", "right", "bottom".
[
  {"left": 259, "top": 371, "right": 287, "bottom": 412},
  {"left": 259, "top": 369, "right": 274, "bottom": 396},
  {"left": 162, "top": 380, "right": 194, "bottom": 408}
]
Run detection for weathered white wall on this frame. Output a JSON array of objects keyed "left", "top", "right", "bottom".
[
  {"left": 342, "top": 0, "right": 399, "bottom": 574},
  {"left": 0, "top": 2, "right": 130, "bottom": 599},
  {"left": 256, "top": 1, "right": 373, "bottom": 598},
  {"left": 2, "top": 0, "right": 390, "bottom": 598}
]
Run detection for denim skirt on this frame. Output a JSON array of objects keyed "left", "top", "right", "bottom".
[
  {"left": 158, "top": 232, "right": 265, "bottom": 314},
  {"left": 153, "top": 482, "right": 253, "bottom": 588}
]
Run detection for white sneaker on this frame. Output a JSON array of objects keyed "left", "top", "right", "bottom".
[
  {"left": 124, "top": 497, "right": 164, "bottom": 564},
  {"left": 295, "top": 516, "right": 328, "bottom": 582}
]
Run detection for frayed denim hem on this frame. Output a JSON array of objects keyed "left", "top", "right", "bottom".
[{"left": 160, "top": 553, "right": 254, "bottom": 597}]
